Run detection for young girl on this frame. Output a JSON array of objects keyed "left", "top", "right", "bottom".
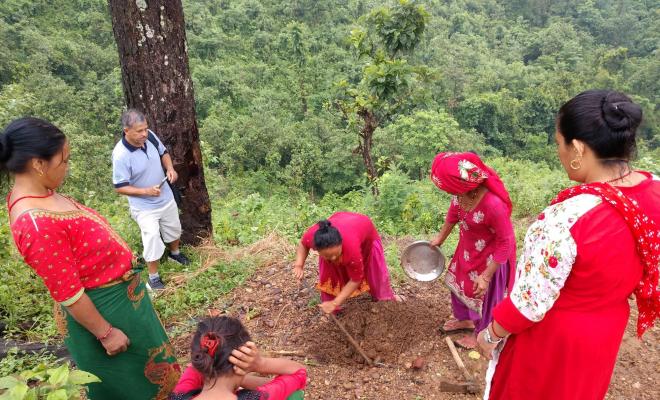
[{"left": 170, "top": 316, "right": 306, "bottom": 400}]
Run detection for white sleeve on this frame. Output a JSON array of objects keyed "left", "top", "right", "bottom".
[{"left": 509, "top": 194, "right": 601, "bottom": 322}]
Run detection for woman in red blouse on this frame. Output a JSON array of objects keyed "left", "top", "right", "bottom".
[
  {"left": 293, "top": 212, "right": 399, "bottom": 314},
  {"left": 1, "top": 118, "right": 179, "bottom": 399},
  {"left": 477, "top": 90, "right": 660, "bottom": 399}
]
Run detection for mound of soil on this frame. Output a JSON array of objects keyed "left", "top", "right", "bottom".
[
  {"left": 307, "top": 297, "right": 443, "bottom": 365},
  {"left": 170, "top": 237, "right": 660, "bottom": 399}
]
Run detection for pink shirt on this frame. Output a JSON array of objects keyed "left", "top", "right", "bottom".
[{"left": 301, "top": 211, "right": 379, "bottom": 281}]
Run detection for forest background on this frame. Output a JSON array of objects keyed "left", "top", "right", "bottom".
[{"left": 0, "top": 0, "right": 658, "bottom": 375}]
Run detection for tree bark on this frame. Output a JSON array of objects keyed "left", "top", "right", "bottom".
[
  {"left": 107, "top": 0, "right": 212, "bottom": 244},
  {"left": 357, "top": 108, "right": 379, "bottom": 195}
]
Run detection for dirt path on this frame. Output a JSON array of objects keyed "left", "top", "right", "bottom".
[{"left": 170, "top": 243, "right": 659, "bottom": 399}]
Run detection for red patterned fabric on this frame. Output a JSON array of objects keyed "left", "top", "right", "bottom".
[
  {"left": 430, "top": 152, "right": 512, "bottom": 215},
  {"left": 552, "top": 182, "right": 660, "bottom": 337},
  {"left": 10, "top": 199, "right": 134, "bottom": 303},
  {"left": 444, "top": 192, "right": 516, "bottom": 312}
]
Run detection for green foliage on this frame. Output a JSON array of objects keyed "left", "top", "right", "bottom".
[
  {"left": 1, "top": 0, "right": 659, "bottom": 375},
  {"left": 375, "top": 109, "right": 493, "bottom": 179},
  {"left": 487, "top": 157, "right": 570, "bottom": 217},
  {"left": 0, "top": 363, "right": 99, "bottom": 400},
  {"left": 0, "top": 350, "right": 57, "bottom": 380}
]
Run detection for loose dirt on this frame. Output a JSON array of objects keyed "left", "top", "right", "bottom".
[{"left": 170, "top": 237, "right": 659, "bottom": 400}]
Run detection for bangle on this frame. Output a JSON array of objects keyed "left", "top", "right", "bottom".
[
  {"left": 490, "top": 323, "right": 504, "bottom": 339},
  {"left": 484, "top": 325, "right": 502, "bottom": 344},
  {"left": 97, "top": 325, "right": 113, "bottom": 341}
]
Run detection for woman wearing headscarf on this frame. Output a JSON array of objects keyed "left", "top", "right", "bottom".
[
  {"left": 477, "top": 90, "right": 660, "bottom": 399},
  {"left": 429, "top": 152, "right": 516, "bottom": 349}
]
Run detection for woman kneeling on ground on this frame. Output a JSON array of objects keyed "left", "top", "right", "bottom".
[
  {"left": 170, "top": 316, "right": 307, "bottom": 400},
  {"left": 293, "top": 211, "right": 402, "bottom": 315}
]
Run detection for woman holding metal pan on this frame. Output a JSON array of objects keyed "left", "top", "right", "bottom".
[{"left": 429, "top": 152, "right": 516, "bottom": 349}]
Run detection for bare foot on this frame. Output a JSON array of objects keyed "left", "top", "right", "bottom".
[
  {"left": 441, "top": 319, "right": 475, "bottom": 333},
  {"left": 394, "top": 294, "right": 406, "bottom": 302},
  {"left": 454, "top": 334, "right": 478, "bottom": 350}
]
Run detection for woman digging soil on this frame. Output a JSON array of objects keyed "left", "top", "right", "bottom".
[{"left": 292, "top": 212, "right": 403, "bottom": 315}]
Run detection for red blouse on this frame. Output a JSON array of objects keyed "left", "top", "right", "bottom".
[
  {"left": 10, "top": 200, "right": 134, "bottom": 305},
  {"left": 173, "top": 365, "right": 307, "bottom": 400},
  {"left": 301, "top": 212, "right": 379, "bottom": 281}
]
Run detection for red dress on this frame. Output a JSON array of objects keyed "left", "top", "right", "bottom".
[
  {"left": 301, "top": 212, "right": 379, "bottom": 297},
  {"left": 445, "top": 192, "right": 516, "bottom": 313},
  {"left": 10, "top": 198, "right": 133, "bottom": 305},
  {"left": 486, "top": 172, "right": 660, "bottom": 400}
]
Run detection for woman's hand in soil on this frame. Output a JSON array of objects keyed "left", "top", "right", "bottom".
[
  {"left": 230, "top": 341, "right": 263, "bottom": 375},
  {"left": 319, "top": 300, "right": 337, "bottom": 314},
  {"left": 292, "top": 263, "right": 304, "bottom": 281},
  {"left": 476, "top": 329, "right": 497, "bottom": 360},
  {"left": 101, "top": 327, "right": 130, "bottom": 356}
]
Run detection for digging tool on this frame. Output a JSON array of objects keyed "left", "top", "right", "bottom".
[
  {"left": 439, "top": 380, "right": 479, "bottom": 394},
  {"left": 327, "top": 312, "right": 390, "bottom": 367},
  {"left": 442, "top": 336, "right": 479, "bottom": 394},
  {"left": 329, "top": 313, "right": 373, "bottom": 366}
]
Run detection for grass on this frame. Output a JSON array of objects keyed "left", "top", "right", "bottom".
[{"left": 0, "top": 163, "right": 560, "bottom": 376}]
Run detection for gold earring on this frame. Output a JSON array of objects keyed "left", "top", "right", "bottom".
[{"left": 569, "top": 158, "right": 582, "bottom": 170}]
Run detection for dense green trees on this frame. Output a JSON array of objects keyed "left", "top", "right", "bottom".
[
  {"left": 0, "top": 0, "right": 657, "bottom": 197},
  {"left": 1, "top": 0, "right": 658, "bottom": 355}
]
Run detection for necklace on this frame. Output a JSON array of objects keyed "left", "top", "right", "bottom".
[
  {"left": 604, "top": 170, "right": 633, "bottom": 184},
  {"left": 457, "top": 190, "right": 478, "bottom": 222},
  {"left": 7, "top": 190, "right": 54, "bottom": 213}
]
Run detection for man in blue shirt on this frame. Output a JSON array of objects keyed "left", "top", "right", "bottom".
[{"left": 112, "top": 109, "right": 189, "bottom": 290}]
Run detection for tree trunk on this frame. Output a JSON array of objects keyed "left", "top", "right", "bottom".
[
  {"left": 107, "top": 0, "right": 212, "bottom": 244},
  {"left": 357, "top": 108, "right": 379, "bottom": 195},
  {"left": 299, "top": 78, "right": 308, "bottom": 116}
]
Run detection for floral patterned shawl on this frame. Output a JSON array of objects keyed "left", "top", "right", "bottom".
[{"left": 552, "top": 182, "right": 660, "bottom": 337}]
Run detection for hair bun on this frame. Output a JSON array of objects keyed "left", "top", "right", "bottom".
[
  {"left": 0, "top": 134, "right": 11, "bottom": 163},
  {"left": 602, "top": 98, "right": 642, "bottom": 132},
  {"left": 317, "top": 219, "right": 332, "bottom": 232}
]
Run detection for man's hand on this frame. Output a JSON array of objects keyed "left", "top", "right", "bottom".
[
  {"left": 143, "top": 186, "right": 161, "bottom": 197},
  {"left": 166, "top": 169, "right": 178, "bottom": 184}
]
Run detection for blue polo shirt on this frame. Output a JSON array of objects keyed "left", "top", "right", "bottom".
[{"left": 112, "top": 130, "right": 174, "bottom": 211}]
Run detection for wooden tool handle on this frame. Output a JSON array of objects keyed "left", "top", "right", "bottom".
[
  {"left": 444, "top": 337, "right": 474, "bottom": 382},
  {"left": 330, "top": 313, "right": 373, "bottom": 366}
]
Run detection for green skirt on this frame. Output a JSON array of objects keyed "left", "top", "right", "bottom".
[{"left": 58, "top": 273, "right": 180, "bottom": 400}]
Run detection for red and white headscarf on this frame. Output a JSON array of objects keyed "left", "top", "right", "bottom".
[{"left": 430, "top": 152, "right": 513, "bottom": 215}]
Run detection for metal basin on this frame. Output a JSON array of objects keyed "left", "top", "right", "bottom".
[{"left": 400, "top": 240, "right": 446, "bottom": 282}]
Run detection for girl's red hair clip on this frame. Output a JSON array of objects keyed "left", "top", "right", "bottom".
[{"left": 201, "top": 333, "right": 222, "bottom": 357}]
